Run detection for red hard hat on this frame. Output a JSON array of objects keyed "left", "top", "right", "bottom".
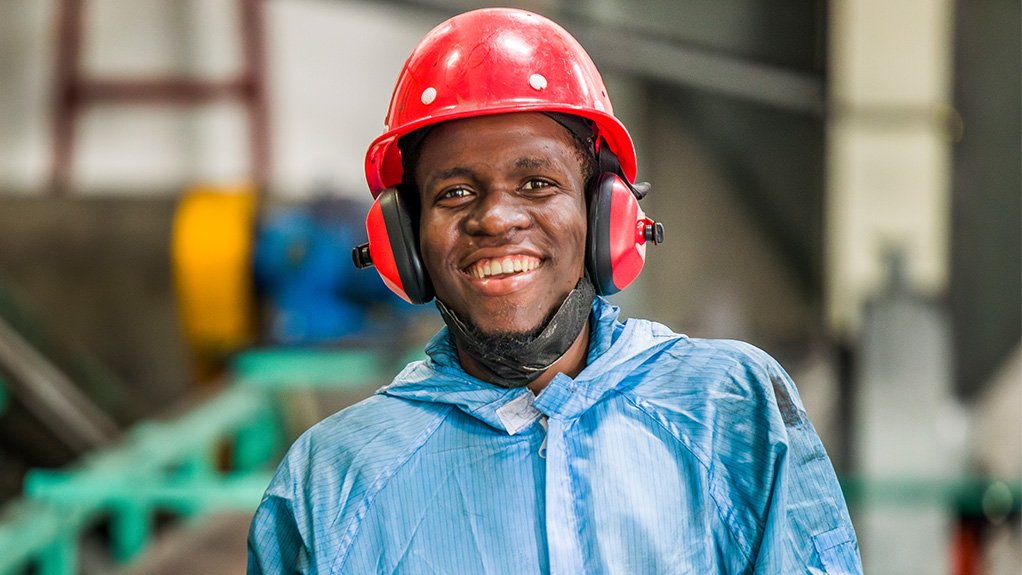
[{"left": 364, "top": 8, "right": 637, "bottom": 196}]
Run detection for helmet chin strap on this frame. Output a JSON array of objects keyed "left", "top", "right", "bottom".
[{"left": 435, "top": 276, "right": 596, "bottom": 388}]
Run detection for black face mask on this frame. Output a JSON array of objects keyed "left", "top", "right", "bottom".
[{"left": 435, "top": 276, "right": 596, "bottom": 388}]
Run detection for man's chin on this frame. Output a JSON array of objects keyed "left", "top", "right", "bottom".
[
  {"left": 453, "top": 300, "right": 555, "bottom": 341},
  {"left": 441, "top": 286, "right": 572, "bottom": 346},
  {"left": 464, "top": 319, "right": 545, "bottom": 346}
]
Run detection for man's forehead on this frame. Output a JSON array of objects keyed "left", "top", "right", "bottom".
[
  {"left": 404, "top": 112, "right": 595, "bottom": 188},
  {"left": 427, "top": 112, "right": 570, "bottom": 141},
  {"left": 419, "top": 155, "right": 568, "bottom": 190},
  {"left": 402, "top": 112, "right": 585, "bottom": 159},
  {"left": 417, "top": 116, "right": 578, "bottom": 164}
]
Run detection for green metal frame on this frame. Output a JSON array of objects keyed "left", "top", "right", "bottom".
[
  {"left": 231, "top": 347, "right": 394, "bottom": 390},
  {"left": 0, "top": 348, "right": 394, "bottom": 575},
  {"left": 0, "top": 500, "right": 84, "bottom": 575},
  {"left": 0, "top": 385, "right": 279, "bottom": 574},
  {"left": 841, "top": 475, "right": 1022, "bottom": 517}
]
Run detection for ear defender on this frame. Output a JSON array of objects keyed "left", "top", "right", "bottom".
[
  {"left": 586, "top": 172, "right": 664, "bottom": 295},
  {"left": 352, "top": 188, "right": 434, "bottom": 304}
]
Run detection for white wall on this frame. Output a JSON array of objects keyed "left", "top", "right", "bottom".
[
  {"left": 826, "top": 0, "right": 954, "bottom": 334},
  {"left": 269, "top": 0, "right": 433, "bottom": 198},
  {"left": 0, "top": 0, "right": 54, "bottom": 192},
  {"left": 0, "top": 0, "right": 435, "bottom": 198}
]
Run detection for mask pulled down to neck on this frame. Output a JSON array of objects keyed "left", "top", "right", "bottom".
[{"left": 435, "top": 276, "right": 596, "bottom": 388}]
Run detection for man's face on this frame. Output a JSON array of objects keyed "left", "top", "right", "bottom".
[{"left": 414, "top": 113, "right": 589, "bottom": 336}]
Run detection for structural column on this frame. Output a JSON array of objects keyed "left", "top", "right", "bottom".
[
  {"left": 828, "top": 2, "right": 961, "bottom": 573},
  {"left": 827, "top": 0, "right": 954, "bottom": 334}
]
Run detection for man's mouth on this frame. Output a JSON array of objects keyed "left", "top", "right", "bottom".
[{"left": 465, "top": 255, "right": 542, "bottom": 279}]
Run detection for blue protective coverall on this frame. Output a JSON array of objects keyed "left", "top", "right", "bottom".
[{"left": 248, "top": 298, "right": 862, "bottom": 574}]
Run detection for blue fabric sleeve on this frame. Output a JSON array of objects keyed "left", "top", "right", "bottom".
[
  {"left": 247, "top": 444, "right": 310, "bottom": 574},
  {"left": 751, "top": 361, "right": 863, "bottom": 574},
  {"left": 247, "top": 494, "right": 308, "bottom": 574}
]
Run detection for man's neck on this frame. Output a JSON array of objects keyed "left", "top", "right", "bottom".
[{"left": 456, "top": 322, "right": 591, "bottom": 395}]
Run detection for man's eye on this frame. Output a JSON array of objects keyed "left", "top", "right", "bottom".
[
  {"left": 438, "top": 187, "right": 472, "bottom": 201},
  {"left": 522, "top": 179, "right": 553, "bottom": 191}
]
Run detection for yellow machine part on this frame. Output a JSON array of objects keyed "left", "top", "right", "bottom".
[{"left": 171, "top": 183, "right": 257, "bottom": 368}]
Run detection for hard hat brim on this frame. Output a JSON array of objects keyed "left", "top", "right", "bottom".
[{"left": 365, "top": 106, "right": 636, "bottom": 196}]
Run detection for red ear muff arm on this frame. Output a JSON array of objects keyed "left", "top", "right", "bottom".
[
  {"left": 643, "top": 220, "right": 665, "bottom": 245},
  {"left": 352, "top": 243, "right": 373, "bottom": 268}
]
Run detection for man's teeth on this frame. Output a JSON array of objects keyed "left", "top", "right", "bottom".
[{"left": 469, "top": 256, "right": 540, "bottom": 279}]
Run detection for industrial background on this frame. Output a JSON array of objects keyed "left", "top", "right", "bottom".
[{"left": 0, "top": 0, "right": 1018, "bottom": 573}]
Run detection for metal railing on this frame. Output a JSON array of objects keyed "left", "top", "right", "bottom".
[{"left": 0, "top": 348, "right": 397, "bottom": 575}]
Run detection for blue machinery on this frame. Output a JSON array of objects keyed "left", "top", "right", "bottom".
[{"left": 0, "top": 349, "right": 404, "bottom": 575}]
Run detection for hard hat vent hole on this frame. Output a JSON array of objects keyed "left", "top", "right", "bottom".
[
  {"left": 529, "top": 73, "right": 547, "bottom": 91},
  {"left": 421, "top": 87, "right": 437, "bottom": 105}
]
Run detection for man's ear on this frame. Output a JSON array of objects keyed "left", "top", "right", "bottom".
[{"left": 358, "top": 187, "right": 434, "bottom": 304}]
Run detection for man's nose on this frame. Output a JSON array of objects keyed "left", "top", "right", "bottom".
[{"left": 464, "top": 190, "right": 531, "bottom": 236}]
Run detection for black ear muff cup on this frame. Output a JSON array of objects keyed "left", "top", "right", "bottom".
[
  {"left": 365, "top": 188, "right": 433, "bottom": 304},
  {"left": 586, "top": 172, "right": 650, "bottom": 295}
]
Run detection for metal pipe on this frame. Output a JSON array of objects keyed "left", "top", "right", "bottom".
[{"left": 0, "top": 317, "right": 118, "bottom": 451}]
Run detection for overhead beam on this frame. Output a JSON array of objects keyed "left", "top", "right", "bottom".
[{"left": 369, "top": 0, "right": 825, "bottom": 114}]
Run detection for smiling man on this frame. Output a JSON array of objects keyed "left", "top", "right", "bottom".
[
  {"left": 248, "top": 8, "right": 861, "bottom": 574},
  {"left": 414, "top": 113, "right": 594, "bottom": 393}
]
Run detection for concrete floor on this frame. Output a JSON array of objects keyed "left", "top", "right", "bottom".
[{"left": 119, "top": 512, "right": 251, "bottom": 575}]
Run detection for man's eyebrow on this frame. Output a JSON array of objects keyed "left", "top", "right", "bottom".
[
  {"left": 514, "top": 157, "right": 552, "bottom": 170},
  {"left": 426, "top": 166, "right": 474, "bottom": 185}
]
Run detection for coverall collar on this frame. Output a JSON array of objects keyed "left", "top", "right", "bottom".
[{"left": 379, "top": 297, "right": 673, "bottom": 433}]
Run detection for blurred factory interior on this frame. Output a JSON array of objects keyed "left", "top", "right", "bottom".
[{"left": 0, "top": 0, "right": 1018, "bottom": 573}]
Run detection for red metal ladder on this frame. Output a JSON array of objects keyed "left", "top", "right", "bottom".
[{"left": 50, "top": 0, "right": 269, "bottom": 194}]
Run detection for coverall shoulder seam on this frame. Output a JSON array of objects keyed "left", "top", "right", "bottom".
[
  {"left": 620, "top": 392, "right": 755, "bottom": 565},
  {"left": 328, "top": 402, "right": 455, "bottom": 574}
]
